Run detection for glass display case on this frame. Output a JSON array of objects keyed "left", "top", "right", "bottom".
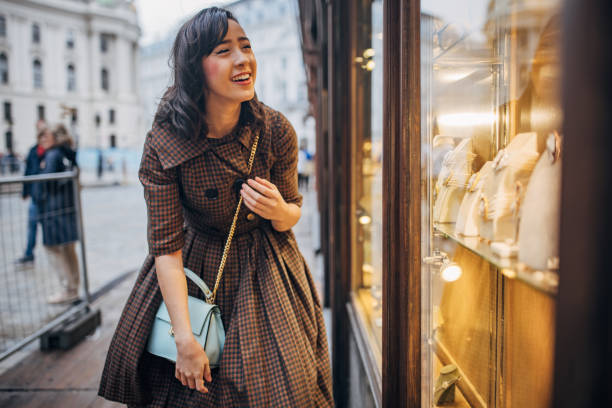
[
  {"left": 351, "top": 0, "right": 384, "bottom": 366},
  {"left": 420, "top": 0, "right": 561, "bottom": 406}
]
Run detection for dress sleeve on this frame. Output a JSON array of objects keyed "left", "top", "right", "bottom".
[
  {"left": 271, "top": 114, "right": 303, "bottom": 207},
  {"left": 139, "top": 138, "right": 184, "bottom": 256}
]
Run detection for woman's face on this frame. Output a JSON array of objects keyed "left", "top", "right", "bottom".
[
  {"left": 201, "top": 19, "right": 257, "bottom": 106},
  {"left": 39, "top": 130, "right": 55, "bottom": 150}
]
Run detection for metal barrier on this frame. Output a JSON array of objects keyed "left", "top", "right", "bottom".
[{"left": 0, "top": 170, "right": 91, "bottom": 360}]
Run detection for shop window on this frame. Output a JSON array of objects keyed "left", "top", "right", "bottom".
[
  {"left": 0, "top": 53, "right": 7, "bottom": 84},
  {"left": 33, "top": 59, "right": 42, "bottom": 89},
  {"left": 4, "top": 101, "right": 11, "bottom": 122},
  {"left": 109, "top": 134, "right": 116, "bottom": 148},
  {"left": 419, "top": 1, "right": 562, "bottom": 407},
  {"left": 101, "top": 68, "right": 109, "bottom": 91},
  {"left": 66, "top": 30, "right": 74, "bottom": 49},
  {"left": 0, "top": 15, "right": 6, "bottom": 38},
  {"left": 32, "top": 23, "right": 40, "bottom": 44},
  {"left": 37, "top": 104, "right": 44, "bottom": 121},
  {"left": 351, "top": 0, "right": 384, "bottom": 366},
  {"left": 67, "top": 64, "right": 76, "bottom": 91},
  {"left": 109, "top": 108, "right": 115, "bottom": 124}
]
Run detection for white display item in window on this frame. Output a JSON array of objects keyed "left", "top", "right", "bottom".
[
  {"left": 433, "top": 138, "right": 478, "bottom": 223},
  {"left": 477, "top": 132, "right": 541, "bottom": 243},
  {"left": 518, "top": 132, "right": 562, "bottom": 270},
  {"left": 454, "top": 160, "right": 495, "bottom": 236}
]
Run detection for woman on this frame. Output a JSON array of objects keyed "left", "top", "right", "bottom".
[
  {"left": 34, "top": 124, "right": 80, "bottom": 304},
  {"left": 99, "top": 7, "right": 333, "bottom": 407}
]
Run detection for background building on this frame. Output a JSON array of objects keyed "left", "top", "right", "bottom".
[
  {"left": 0, "top": 0, "right": 141, "bottom": 157},
  {"left": 139, "top": 0, "right": 315, "bottom": 154}
]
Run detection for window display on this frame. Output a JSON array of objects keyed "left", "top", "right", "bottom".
[
  {"left": 420, "top": 0, "right": 561, "bottom": 406},
  {"left": 352, "top": 0, "right": 384, "bottom": 362}
]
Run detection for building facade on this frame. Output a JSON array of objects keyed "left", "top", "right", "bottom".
[
  {"left": 139, "top": 0, "right": 315, "bottom": 154},
  {"left": 0, "top": 0, "right": 141, "bottom": 156}
]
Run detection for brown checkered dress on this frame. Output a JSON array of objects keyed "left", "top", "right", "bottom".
[{"left": 98, "top": 102, "right": 333, "bottom": 407}]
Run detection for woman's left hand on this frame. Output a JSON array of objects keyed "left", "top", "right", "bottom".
[{"left": 240, "top": 177, "right": 288, "bottom": 221}]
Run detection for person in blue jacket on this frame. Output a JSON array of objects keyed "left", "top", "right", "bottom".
[
  {"left": 33, "top": 124, "right": 80, "bottom": 304},
  {"left": 16, "top": 124, "right": 47, "bottom": 264}
]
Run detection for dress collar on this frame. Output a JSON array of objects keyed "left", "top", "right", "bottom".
[{"left": 148, "top": 121, "right": 261, "bottom": 170}]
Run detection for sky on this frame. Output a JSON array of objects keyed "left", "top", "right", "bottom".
[{"left": 133, "top": 0, "right": 229, "bottom": 45}]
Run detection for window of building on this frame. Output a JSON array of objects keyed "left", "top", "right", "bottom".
[
  {"left": 67, "top": 64, "right": 76, "bottom": 91},
  {"left": 0, "top": 15, "right": 6, "bottom": 38},
  {"left": 37, "top": 104, "right": 45, "bottom": 121},
  {"left": 32, "top": 23, "right": 40, "bottom": 44},
  {"left": 109, "top": 108, "right": 115, "bottom": 124},
  {"left": 101, "top": 68, "right": 109, "bottom": 91},
  {"left": 33, "top": 59, "right": 43, "bottom": 89},
  {"left": 71, "top": 109, "right": 78, "bottom": 124},
  {"left": 95, "top": 113, "right": 101, "bottom": 127},
  {"left": 5, "top": 129, "right": 12, "bottom": 151},
  {"left": 100, "top": 34, "right": 109, "bottom": 53},
  {"left": 0, "top": 53, "right": 7, "bottom": 84},
  {"left": 66, "top": 30, "right": 74, "bottom": 49},
  {"left": 110, "top": 134, "right": 116, "bottom": 148},
  {"left": 3, "top": 101, "right": 11, "bottom": 122},
  {"left": 281, "top": 56, "right": 287, "bottom": 70}
]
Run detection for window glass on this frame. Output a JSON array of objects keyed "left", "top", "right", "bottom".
[
  {"left": 0, "top": 15, "right": 6, "bottom": 37},
  {"left": 66, "top": 30, "right": 75, "bottom": 49},
  {"left": 101, "top": 68, "right": 109, "bottom": 91},
  {"left": 420, "top": 1, "right": 561, "bottom": 406},
  {"left": 0, "top": 53, "right": 8, "bottom": 84},
  {"left": 32, "top": 23, "right": 40, "bottom": 44},
  {"left": 33, "top": 59, "right": 42, "bottom": 88},
  {"left": 67, "top": 64, "right": 76, "bottom": 91},
  {"left": 353, "top": 0, "right": 383, "bottom": 365}
]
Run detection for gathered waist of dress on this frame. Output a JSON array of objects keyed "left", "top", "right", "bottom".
[{"left": 184, "top": 211, "right": 268, "bottom": 240}]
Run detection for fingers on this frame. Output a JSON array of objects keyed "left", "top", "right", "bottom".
[
  {"left": 241, "top": 184, "right": 275, "bottom": 210},
  {"left": 203, "top": 362, "right": 212, "bottom": 382},
  {"left": 187, "top": 375, "right": 196, "bottom": 390},
  {"left": 254, "top": 176, "right": 275, "bottom": 189},
  {"left": 196, "top": 378, "right": 209, "bottom": 393},
  {"left": 246, "top": 178, "right": 276, "bottom": 197}
]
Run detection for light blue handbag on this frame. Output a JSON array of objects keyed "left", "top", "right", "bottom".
[
  {"left": 146, "top": 131, "right": 260, "bottom": 368},
  {"left": 147, "top": 268, "right": 226, "bottom": 367}
]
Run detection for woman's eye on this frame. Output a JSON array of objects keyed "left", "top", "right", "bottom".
[
  {"left": 216, "top": 49, "right": 229, "bottom": 55},
  {"left": 243, "top": 44, "right": 251, "bottom": 49}
]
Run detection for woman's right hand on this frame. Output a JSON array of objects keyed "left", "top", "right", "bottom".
[{"left": 175, "top": 333, "right": 212, "bottom": 393}]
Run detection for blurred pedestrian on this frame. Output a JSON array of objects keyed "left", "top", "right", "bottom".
[
  {"left": 97, "top": 148, "right": 104, "bottom": 179},
  {"left": 99, "top": 7, "right": 333, "bottom": 407},
  {"left": 16, "top": 126, "right": 47, "bottom": 264},
  {"left": 297, "top": 139, "right": 312, "bottom": 190},
  {"left": 33, "top": 124, "right": 80, "bottom": 304}
]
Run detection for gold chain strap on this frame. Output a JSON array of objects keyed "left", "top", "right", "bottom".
[{"left": 208, "top": 133, "right": 260, "bottom": 304}]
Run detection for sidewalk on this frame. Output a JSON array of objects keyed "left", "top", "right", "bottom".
[{"left": 0, "top": 277, "right": 131, "bottom": 407}]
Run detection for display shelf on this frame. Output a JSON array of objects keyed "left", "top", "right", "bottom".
[{"left": 433, "top": 222, "right": 559, "bottom": 295}]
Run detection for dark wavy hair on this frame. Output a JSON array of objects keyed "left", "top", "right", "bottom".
[{"left": 154, "top": 7, "right": 264, "bottom": 140}]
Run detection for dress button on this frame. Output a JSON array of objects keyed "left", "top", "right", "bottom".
[{"left": 246, "top": 213, "right": 256, "bottom": 221}]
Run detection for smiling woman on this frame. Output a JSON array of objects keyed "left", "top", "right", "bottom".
[{"left": 98, "top": 7, "right": 333, "bottom": 408}]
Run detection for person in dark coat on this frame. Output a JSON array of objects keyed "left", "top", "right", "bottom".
[
  {"left": 33, "top": 124, "right": 80, "bottom": 304},
  {"left": 16, "top": 130, "right": 46, "bottom": 264},
  {"left": 98, "top": 7, "right": 333, "bottom": 408}
]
